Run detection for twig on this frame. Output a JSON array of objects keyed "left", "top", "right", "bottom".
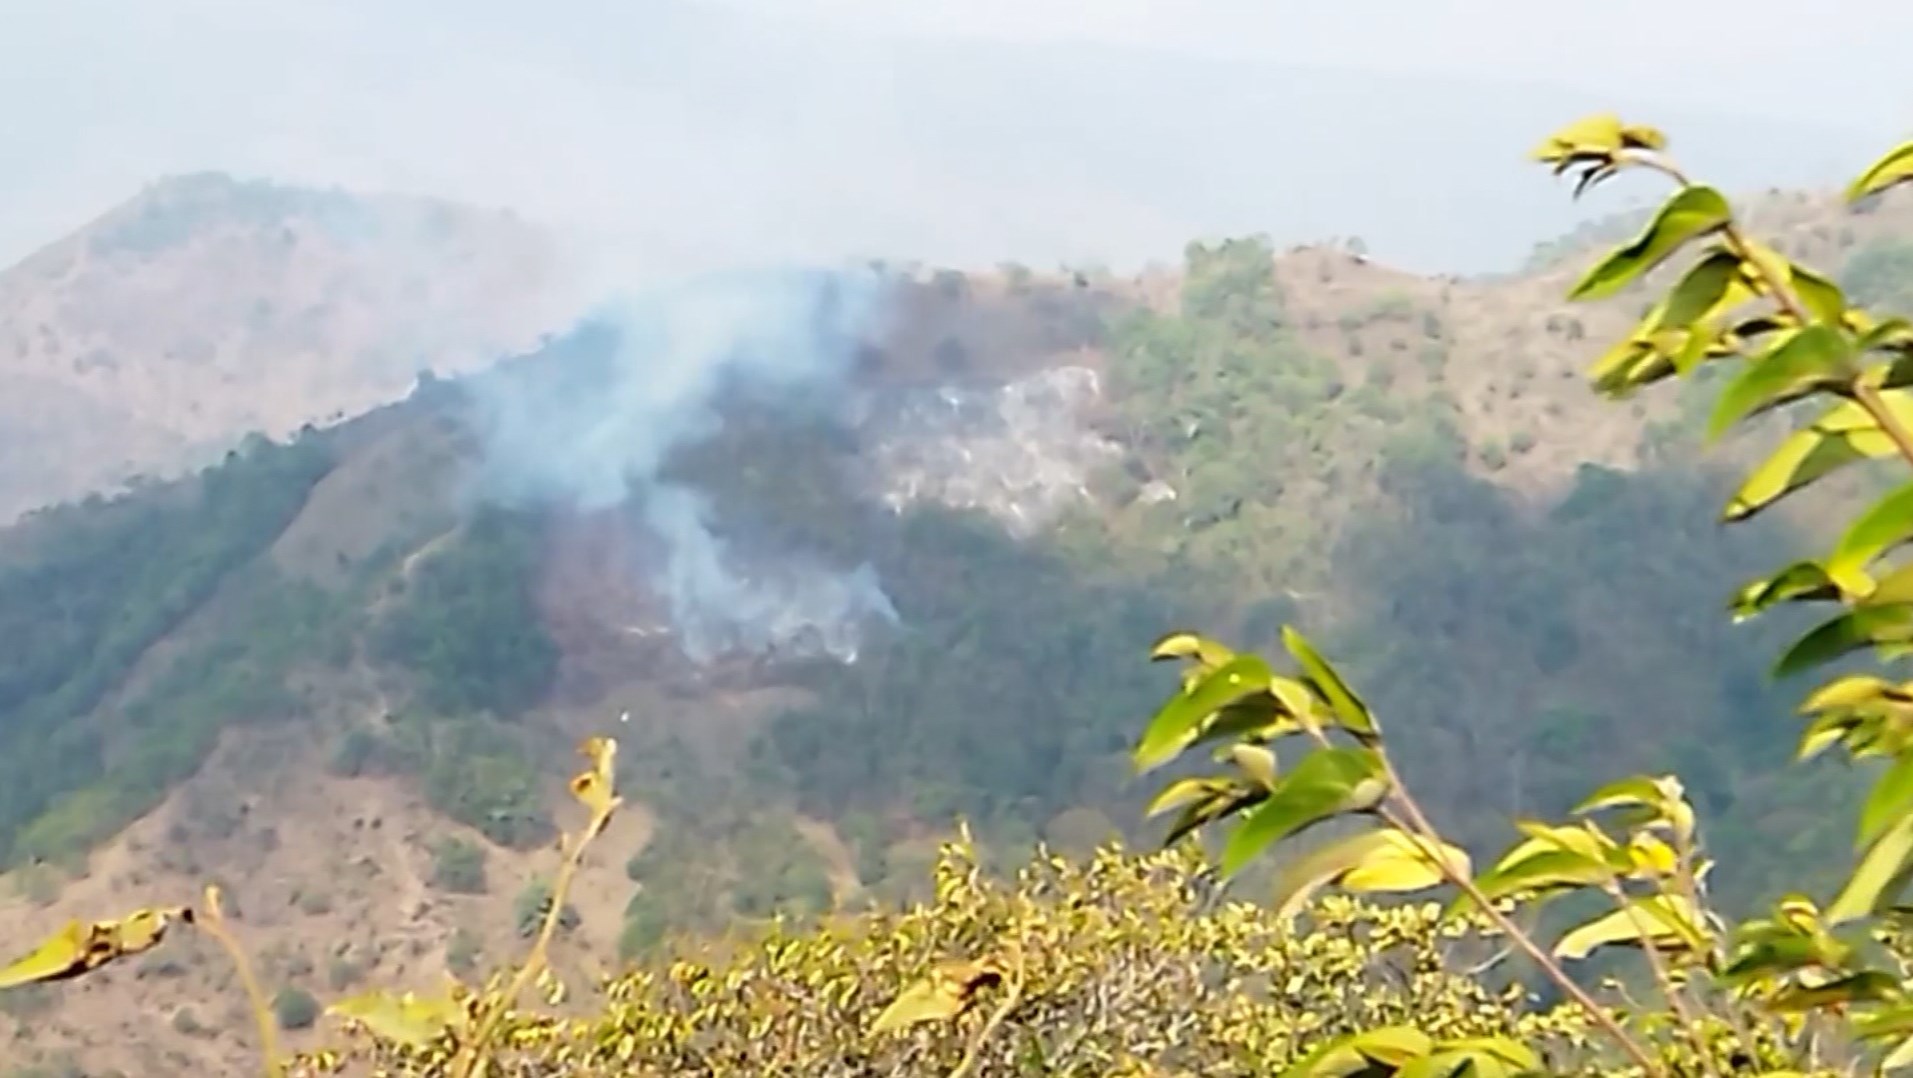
[
  {"left": 1603, "top": 880, "right": 1719, "bottom": 1078},
  {"left": 1372, "top": 752, "right": 1665, "bottom": 1076},
  {"left": 949, "top": 978, "right": 1024, "bottom": 1078},
  {"left": 448, "top": 799, "right": 617, "bottom": 1078},
  {"left": 197, "top": 885, "right": 283, "bottom": 1078}
]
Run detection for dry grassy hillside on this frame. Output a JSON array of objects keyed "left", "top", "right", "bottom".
[{"left": 0, "top": 173, "right": 572, "bottom": 524}]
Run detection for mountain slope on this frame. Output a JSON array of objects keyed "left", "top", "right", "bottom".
[{"left": 0, "top": 172, "right": 569, "bottom": 523}]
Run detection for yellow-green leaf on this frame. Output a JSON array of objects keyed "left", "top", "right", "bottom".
[
  {"left": 1729, "top": 561, "right": 1843, "bottom": 622},
  {"left": 1281, "top": 1026, "right": 1435, "bottom": 1078},
  {"left": 1709, "top": 324, "right": 1856, "bottom": 441},
  {"left": 1144, "top": 776, "right": 1235, "bottom": 819},
  {"left": 0, "top": 907, "right": 189, "bottom": 991},
  {"left": 1230, "top": 744, "right": 1280, "bottom": 790},
  {"left": 1829, "top": 483, "right": 1913, "bottom": 590},
  {"left": 1849, "top": 140, "right": 1913, "bottom": 202},
  {"left": 1555, "top": 895, "right": 1705, "bottom": 960},
  {"left": 1149, "top": 631, "right": 1235, "bottom": 669},
  {"left": 1529, "top": 113, "right": 1626, "bottom": 163},
  {"left": 1725, "top": 398, "right": 1901, "bottom": 521},
  {"left": 1830, "top": 814, "right": 1913, "bottom": 924},
  {"left": 1575, "top": 775, "right": 1668, "bottom": 816},
  {"left": 1767, "top": 970, "right": 1900, "bottom": 1013},
  {"left": 326, "top": 990, "right": 465, "bottom": 1048},
  {"left": 871, "top": 959, "right": 1003, "bottom": 1035},
  {"left": 1272, "top": 828, "right": 1467, "bottom": 919},
  {"left": 1570, "top": 186, "right": 1732, "bottom": 301},
  {"left": 1803, "top": 674, "right": 1899, "bottom": 713}
]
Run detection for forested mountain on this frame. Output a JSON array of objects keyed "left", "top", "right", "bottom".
[{"left": 7, "top": 182, "right": 1913, "bottom": 1074}]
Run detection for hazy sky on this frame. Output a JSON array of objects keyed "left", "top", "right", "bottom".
[{"left": 1, "top": 1, "right": 1907, "bottom": 278}]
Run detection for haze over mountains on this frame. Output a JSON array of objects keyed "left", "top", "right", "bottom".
[
  {"left": 3, "top": 1, "right": 1900, "bottom": 280},
  {"left": 5, "top": 5, "right": 1913, "bottom": 1074}
]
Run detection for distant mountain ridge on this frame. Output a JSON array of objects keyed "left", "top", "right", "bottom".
[{"left": 0, "top": 172, "right": 570, "bottom": 523}]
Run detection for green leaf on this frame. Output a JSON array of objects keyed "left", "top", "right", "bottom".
[
  {"left": 1767, "top": 970, "right": 1900, "bottom": 1013},
  {"left": 1729, "top": 561, "right": 1842, "bottom": 622},
  {"left": 1830, "top": 814, "right": 1913, "bottom": 924},
  {"left": 1829, "top": 483, "right": 1913, "bottom": 589},
  {"left": 1281, "top": 1026, "right": 1436, "bottom": 1078},
  {"left": 1790, "top": 262, "right": 1849, "bottom": 324},
  {"left": 1709, "top": 324, "right": 1856, "bottom": 441},
  {"left": 1144, "top": 776, "right": 1234, "bottom": 819},
  {"left": 1221, "top": 747, "right": 1387, "bottom": 878},
  {"left": 1849, "top": 141, "right": 1913, "bottom": 202},
  {"left": 1438, "top": 1037, "right": 1542, "bottom": 1073},
  {"left": 1161, "top": 785, "right": 1263, "bottom": 848},
  {"left": 1134, "top": 654, "right": 1275, "bottom": 772},
  {"left": 1271, "top": 828, "right": 1467, "bottom": 919},
  {"left": 1470, "top": 848, "right": 1611, "bottom": 905},
  {"left": 1775, "top": 604, "right": 1913, "bottom": 679},
  {"left": 1570, "top": 186, "right": 1732, "bottom": 301},
  {"left": 1554, "top": 895, "right": 1704, "bottom": 960},
  {"left": 1282, "top": 627, "right": 1376, "bottom": 736},
  {"left": 1659, "top": 248, "right": 1749, "bottom": 329},
  {"left": 1574, "top": 776, "right": 1668, "bottom": 816}
]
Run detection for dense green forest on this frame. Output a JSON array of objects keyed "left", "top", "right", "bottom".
[{"left": 0, "top": 435, "right": 338, "bottom": 864}]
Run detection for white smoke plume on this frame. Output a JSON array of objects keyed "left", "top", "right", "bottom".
[{"left": 465, "top": 265, "right": 900, "bottom": 663}]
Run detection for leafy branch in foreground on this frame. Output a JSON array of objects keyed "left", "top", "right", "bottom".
[{"left": 1119, "top": 116, "right": 1913, "bottom": 1078}]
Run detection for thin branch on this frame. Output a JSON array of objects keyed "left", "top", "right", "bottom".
[
  {"left": 197, "top": 887, "right": 283, "bottom": 1078},
  {"left": 1603, "top": 880, "right": 1720, "bottom": 1078},
  {"left": 1372, "top": 752, "right": 1665, "bottom": 1076},
  {"left": 1628, "top": 149, "right": 1913, "bottom": 474},
  {"left": 449, "top": 801, "right": 616, "bottom": 1078},
  {"left": 948, "top": 979, "right": 1024, "bottom": 1078}
]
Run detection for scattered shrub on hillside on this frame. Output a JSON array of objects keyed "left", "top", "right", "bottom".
[
  {"left": 445, "top": 926, "right": 482, "bottom": 978},
  {"left": 428, "top": 837, "right": 487, "bottom": 895},
  {"left": 512, "top": 878, "right": 580, "bottom": 940},
  {"left": 271, "top": 986, "right": 319, "bottom": 1031}
]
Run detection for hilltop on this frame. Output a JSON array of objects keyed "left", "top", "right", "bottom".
[
  {"left": 5, "top": 178, "right": 1913, "bottom": 1074},
  {"left": 0, "top": 172, "right": 570, "bottom": 523}
]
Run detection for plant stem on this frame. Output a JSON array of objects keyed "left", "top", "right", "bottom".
[
  {"left": 198, "top": 890, "right": 283, "bottom": 1078},
  {"left": 448, "top": 804, "right": 615, "bottom": 1078},
  {"left": 1632, "top": 150, "right": 1913, "bottom": 474},
  {"left": 1373, "top": 753, "right": 1664, "bottom": 1076},
  {"left": 1603, "top": 881, "right": 1720, "bottom": 1078},
  {"left": 949, "top": 979, "right": 1024, "bottom": 1078}
]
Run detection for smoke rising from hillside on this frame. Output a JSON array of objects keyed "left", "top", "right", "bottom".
[{"left": 467, "top": 266, "right": 900, "bottom": 663}]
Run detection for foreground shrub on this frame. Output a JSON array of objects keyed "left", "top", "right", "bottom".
[{"left": 301, "top": 838, "right": 1585, "bottom": 1076}]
